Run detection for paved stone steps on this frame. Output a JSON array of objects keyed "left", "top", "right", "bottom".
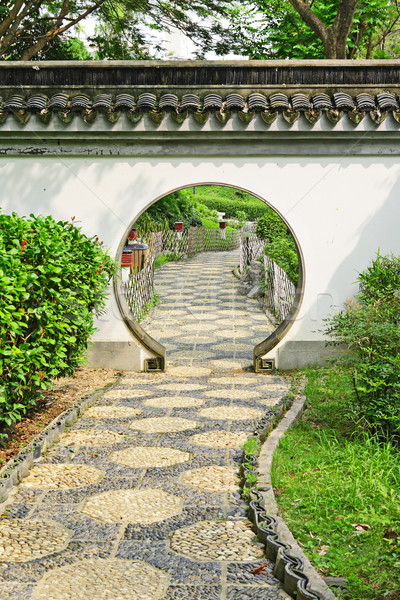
[{"left": 0, "top": 251, "right": 291, "bottom": 600}]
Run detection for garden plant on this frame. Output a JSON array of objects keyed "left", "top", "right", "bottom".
[{"left": 0, "top": 212, "right": 116, "bottom": 440}]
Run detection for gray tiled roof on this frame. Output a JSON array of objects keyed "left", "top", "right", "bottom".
[{"left": 1, "top": 91, "right": 400, "bottom": 126}]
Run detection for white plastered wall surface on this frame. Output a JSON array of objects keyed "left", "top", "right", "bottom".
[{"left": 2, "top": 152, "right": 400, "bottom": 369}]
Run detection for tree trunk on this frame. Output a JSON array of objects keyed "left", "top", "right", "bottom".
[{"left": 289, "top": 0, "right": 359, "bottom": 59}]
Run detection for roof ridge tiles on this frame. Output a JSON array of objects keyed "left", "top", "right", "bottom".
[{"left": 1, "top": 88, "right": 400, "bottom": 127}]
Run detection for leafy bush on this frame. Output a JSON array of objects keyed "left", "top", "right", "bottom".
[
  {"left": 138, "top": 190, "right": 203, "bottom": 232},
  {"left": 325, "top": 252, "right": 400, "bottom": 439},
  {"left": 135, "top": 212, "right": 170, "bottom": 236},
  {"left": 264, "top": 237, "right": 299, "bottom": 286},
  {"left": 256, "top": 210, "right": 289, "bottom": 242},
  {"left": 257, "top": 211, "right": 299, "bottom": 285},
  {"left": 0, "top": 213, "right": 116, "bottom": 436}
]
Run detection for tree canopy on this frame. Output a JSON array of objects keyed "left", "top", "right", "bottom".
[
  {"left": 0, "top": 0, "right": 227, "bottom": 60},
  {"left": 221, "top": 0, "right": 400, "bottom": 59},
  {"left": 2, "top": 0, "right": 400, "bottom": 60}
]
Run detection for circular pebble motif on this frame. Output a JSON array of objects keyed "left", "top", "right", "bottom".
[
  {"left": 211, "top": 359, "right": 251, "bottom": 370},
  {"left": 213, "top": 342, "right": 255, "bottom": 352},
  {"left": 81, "top": 489, "right": 183, "bottom": 524},
  {"left": 0, "top": 519, "right": 71, "bottom": 562},
  {"left": 60, "top": 429, "right": 124, "bottom": 446},
  {"left": 111, "top": 446, "right": 191, "bottom": 468},
  {"left": 171, "top": 520, "right": 264, "bottom": 562},
  {"left": 103, "top": 389, "right": 150, "bottom": 399},
  {"left": 182, "top": 466, "right": 238, "bottom": 492},
  {"left": 85, "top": 406, "right": 142, "bottom": 419},
  {"left": 167, "top": 366, "right": 212, "bottom": 378},
  {"left": 123, "top": 378, "right": 161, "bottom": 385},
  {"left": 185, "top": 314, "right": 218, "bottom": 321},
  {"left": 204, "top": 389, "right": 261, "bottom": 400},
  {"left": 256, "top": 384, "right": 290, "bottom": 394},
  {"left": 130, "top": 417, "right": 198, "bottom": 433},
  {"left": 143, "top": 397, "right": 204, "bottom": 408},
  {"left": 32, "top": 559, "right": 170, "bottom": 600},
  {"left": 156, "top": 383, "right": 206, "bottom": 392},
  {"left": 154, "top": 329, "right": 184, "bottom": 338},
  {"left": 198, "top": 406, "right": 264, "bottom": 421},
  {"left": 181, "top": 323, "right": 215, "bottom": 332},
  {"left": 217, "top": 318, "right": 253, "bottom": 327},
  {"left": 190, "top": 430, "right": 249, "bottom": 449},
  {"left": 169, "top": 350, "right": 216, "bottom": 359},
  {"left": 209, "top": 377, "right": 262, "bottom": 386},
  {"left": 258, "top": 398, "right": 281, "bottom": 407},
  {"left": 20, "top": 464, "right": 103, "bottom": 489},
  {"left": 178, "top": 336, "right": 215, "bottom": 345},
  {"left": 214, "top": 329, "right": 249, "bottom": 338}
]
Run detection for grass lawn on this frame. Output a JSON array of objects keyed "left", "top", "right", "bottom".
[{"left": 272, "top": 367, "right": 400, "bottom": 600}]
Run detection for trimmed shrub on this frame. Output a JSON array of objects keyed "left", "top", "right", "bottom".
[
  {"left": 0, "top": 213, "right": 116, "bottom": 436},
  {"left": 257, "top": 212, "right": 299, "bottom": 285}
]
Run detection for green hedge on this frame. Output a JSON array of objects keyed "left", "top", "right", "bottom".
[
  {"left": 0, "top": 213, "right": 116, "bottom": 437},
  {"left": 256, "top": 212, "right": 299, "bottom": 285},
  {"left": 188, "top": 186, "right": 269, "bottom": 220}
]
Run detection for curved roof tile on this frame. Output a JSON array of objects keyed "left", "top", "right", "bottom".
[{"left": 0, "top": 90, "right": 398, "bottom": 127}]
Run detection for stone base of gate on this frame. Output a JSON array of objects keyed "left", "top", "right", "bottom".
[
  {"left": 85, "top": 340, "right": 343, "bottom": 372},
  {"left": 274, "top": 341, "right": 344, "bottom": 370},
  {"left": 85, "top": 341, "right": 158, "bottom": 372}
]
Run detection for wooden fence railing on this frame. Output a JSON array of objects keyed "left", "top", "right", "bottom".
[
  {"left": 144, "top": 227, "right": 242, "bottom": 259},
  {"left": 263, "top": 254, "right": 296, "bottom": 322},
  {"left": 239, "top": 234, "right": 264, "bottom": 275},
  {"left": 123, "top": 257, "right": 155, "bottom": 321}
]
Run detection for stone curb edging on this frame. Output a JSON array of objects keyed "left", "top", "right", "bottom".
[
  {"left": 252, "top": 395, "right": 338, "bottom": 600},
  {"left": 0, "top": 375, "right": 122, "bottom": 507}
]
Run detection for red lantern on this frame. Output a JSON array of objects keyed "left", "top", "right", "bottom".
[
  {"left": 174, "top": 222, "right": 184, "bottom": 232},
  {"left": 128, "top": 228, "right": 138, "bottom": 242}
]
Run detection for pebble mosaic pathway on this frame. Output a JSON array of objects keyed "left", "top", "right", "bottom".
[
  {"left": 145, "top": 250, "right": 275, "bottom": 371},
  {"left": 1, "top": 251, "right": 293, "bottom": 599}
]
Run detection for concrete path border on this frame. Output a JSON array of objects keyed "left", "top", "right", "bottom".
[{"left": 257, "top": 395, "right": 338, "bottom": 600}]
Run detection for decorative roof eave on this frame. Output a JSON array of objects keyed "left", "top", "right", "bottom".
[{"left": 1, "top": 90, "right": 400, "bottom": 128}]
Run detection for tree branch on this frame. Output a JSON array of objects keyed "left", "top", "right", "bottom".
[
  {"left": 20, "top": 0, "right": 105, "bottom": 59},
  {"left": 0, "top": 0, "right": 28, "bottom": 38},
  {"left": 287, "top": 0, "right": 328, "bottom": 42},
  {"left": 0, "top": 1, "right": 41, "bottom": 54}
]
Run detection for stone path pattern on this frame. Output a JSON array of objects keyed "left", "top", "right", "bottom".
[
  {"left": 146, "top": 250, "right": 274, "bottom": 371},
  {"left": 0, "top": 251, "right": 291, "bottom": 600}
]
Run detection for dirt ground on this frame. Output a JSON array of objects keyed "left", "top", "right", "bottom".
[{"left": 0, "top": 367, "right": 120, "bottom": 467}]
